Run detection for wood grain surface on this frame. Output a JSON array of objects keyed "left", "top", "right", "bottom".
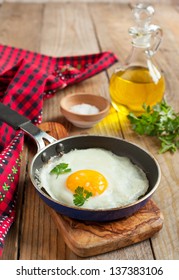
[{"left": 0, "top": 2, "right": 178, "bottom": 260}]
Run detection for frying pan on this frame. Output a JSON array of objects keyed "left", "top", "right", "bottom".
[{"left": 0, "top": 102, "right": 161, "bottom": 222}]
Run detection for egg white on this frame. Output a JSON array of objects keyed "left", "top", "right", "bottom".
[{"left": 38, "top": 148, "right": 149, "bottom": 209}]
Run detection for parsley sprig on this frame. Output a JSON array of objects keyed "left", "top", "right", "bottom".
[
  {"left": 127, "top": 100, "right": 179, "bottom": 153},
  {"left": 73, "top": 186, "right": 93, "bottom": 206},
  {"left": 50, "top": 163, "right": 71, "bottom": 178}
]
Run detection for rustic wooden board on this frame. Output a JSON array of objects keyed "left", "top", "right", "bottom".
[
  {"left": 38, "top": 122, "right": 164, "bottom": 257},
  {"left": 47, "top": 200, "right": 163, "bottom": 257}
]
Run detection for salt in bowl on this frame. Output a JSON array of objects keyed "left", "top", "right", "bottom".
[{"left": 60, "top": 93, "right": 110, "bottom": 128}]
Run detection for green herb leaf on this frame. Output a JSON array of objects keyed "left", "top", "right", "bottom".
[
  {"left": 127, "top": 100, "right": 179, "bottom": 153},
  {"left": 73, "top": 186, "right": 93, "bottom": 206},
  {"left": 50, "top": 163, "right": 71, "bottom": 178}
]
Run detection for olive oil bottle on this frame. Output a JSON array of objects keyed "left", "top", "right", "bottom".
[{"left": 109, "top": 3, "right": 165, "bottom": 115}]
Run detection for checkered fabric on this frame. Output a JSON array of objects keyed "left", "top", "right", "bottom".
[{"left": 0, "top": 44, "right": 118, "bottom": 255}]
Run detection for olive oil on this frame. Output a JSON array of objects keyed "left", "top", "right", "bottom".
[
  {"left": 109, "top": 3, "right": 165, "bottom": 115},
  {"left": 109, "top": 66, "right": 165, "bottom": 114}
]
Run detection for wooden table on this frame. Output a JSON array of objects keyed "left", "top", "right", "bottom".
[{"left": 0, "top": 1, "right": 178, "bottom": 260}]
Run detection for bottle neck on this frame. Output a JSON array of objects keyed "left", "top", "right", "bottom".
[
  {"left": 125, "top": 44, "right": 151, "bottom": 68},
  {"left": 125, "top": 44, "right": 161, "bottom": 83}
]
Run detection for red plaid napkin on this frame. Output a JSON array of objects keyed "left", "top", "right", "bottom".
[{"left": 0, "top": 44, "right": 118, "bottom": 255}]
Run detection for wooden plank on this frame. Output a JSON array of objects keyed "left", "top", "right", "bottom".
[
  {"left": 3, "top": 1, "right": 179, "bottom": 4},
  {"left": 154, "top": 4, "right": 179, "bottom": 111},
  {"left": 18, "top": 2, "right": 116, "bottom": 260},
  {"left": 137, "top": 4, "right": 179, "bottom": 260},
  {"left": 0, "top": 3, "right": 44, "bottom": 260},
  {"left": 87, "top": 3, "right": 156, "bottom": 260},
  {"left": 144, "top": 11, "right": 179, "bottom": 255},
  {"left": 19, "top": 123, "right": 68, "bottom": 260},
  {"left": 89, "top": 3, "right": 179, "bottom": 260},
  {"left": 0, "top": 3, "right": 43, "bottom": 50},
  {"left": 40, "top": 2, "right": 111, "bottom": 126},
  {"left": 39, "top": 1, "right": 123, "bottom": 141}
]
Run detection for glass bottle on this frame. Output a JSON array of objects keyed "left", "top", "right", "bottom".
[{"left": 109, "top": 3, "right": 165, "bottom": 115}]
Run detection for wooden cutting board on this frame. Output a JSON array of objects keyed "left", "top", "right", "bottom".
[{"left": 38, "top": 122, "right": 164, "bottom": 257}]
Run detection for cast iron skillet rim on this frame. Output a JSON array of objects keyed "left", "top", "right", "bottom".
[{"left": 30, "top": 134, "right": 161, "bottom": 213}]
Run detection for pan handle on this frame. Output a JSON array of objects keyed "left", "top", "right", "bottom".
[{"left": 0, "top": 102, "right": 56, "bottom": 151}]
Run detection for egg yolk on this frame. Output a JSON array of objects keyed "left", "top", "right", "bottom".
[{"left": 66, "top": 170, "right": 108, "bottom": 196}]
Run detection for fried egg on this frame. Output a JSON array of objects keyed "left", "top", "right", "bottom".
[{"left": 38, "top": 148, "right": 149, "bottom": 209}]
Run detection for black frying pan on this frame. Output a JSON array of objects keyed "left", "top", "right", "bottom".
[{"left": 0, "top": 102, "right": 161, "bottom": 222}]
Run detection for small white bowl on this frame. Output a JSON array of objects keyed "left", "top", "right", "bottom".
[{"left": 60, "top": 93, "right": 110, "bottom": 128}]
